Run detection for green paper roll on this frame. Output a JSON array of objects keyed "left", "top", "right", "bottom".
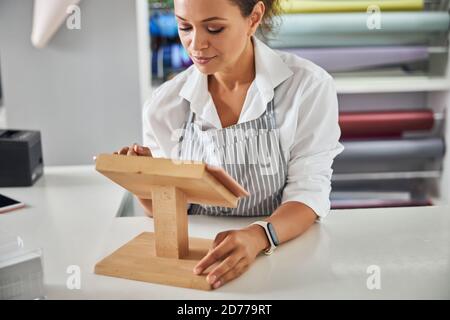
[{"left": 277, "top": 12, "right": 450, "bottom": 34}]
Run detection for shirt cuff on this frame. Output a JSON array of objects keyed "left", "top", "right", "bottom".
[{"left": 281, "top": 192, "right": 331, "bottom": 221}]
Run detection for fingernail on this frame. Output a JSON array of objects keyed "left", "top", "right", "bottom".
[
  {"left": 193, "top": 267, "right": 201, "bottom": 275},
  {"left": 208, "top": 275, "right": 216, "bottom": 284},
  {"left": 213, "top": 281, "right": 221, "bottom": 289}
]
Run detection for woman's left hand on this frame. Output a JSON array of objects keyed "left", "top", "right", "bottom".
[{"left": 193, "top": 225, "right": 269, "bottom": 289}]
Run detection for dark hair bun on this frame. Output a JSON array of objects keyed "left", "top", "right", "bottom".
[{"left": 230, "top": 0, "right": 281, "bottom": 34}]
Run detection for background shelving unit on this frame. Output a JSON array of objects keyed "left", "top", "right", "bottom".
[
  {"left": 333, "top": 85, "right": 449, "bottom": 208},
  {"left": 138, "top": 0, "right": 450, "bottom": 209}
]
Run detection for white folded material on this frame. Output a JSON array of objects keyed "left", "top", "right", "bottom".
[
  {"left": 0, "top": 234, "right": 45, "bottom": 300},
  {"left": 31, "top": 0, "right": 81, "bottom": 48}
]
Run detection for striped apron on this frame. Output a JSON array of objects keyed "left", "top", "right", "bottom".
[{"left": 178, "top": 100, "right": 288, "bottom": 216}]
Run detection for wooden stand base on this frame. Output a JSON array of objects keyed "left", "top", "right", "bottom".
[
  {"left": 95, "top": 232, "right": 214, "bottom": 291},
  {"left": 94, "top": 156, "right": 248, "bottom": 290}
]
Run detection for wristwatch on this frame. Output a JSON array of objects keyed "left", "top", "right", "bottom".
[{"left": 251, "top": 221, "right": 279, "bottom": 255}]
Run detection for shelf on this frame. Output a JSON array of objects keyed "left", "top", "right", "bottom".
[
  {"left": 152, "top": 76, "right": 450, "bottom": 95},
  {"left": 152, "top": 77, "right": 450, "bottom": 94},
  {"left": 332, "top": 170, "right": 441, "bottom": 181},
  {"left": 335, "top": 76, "right": 450, "bottom": 94}
]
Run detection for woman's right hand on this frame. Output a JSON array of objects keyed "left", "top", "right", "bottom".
[
  {"left": 113, "top": 143, "right": 154, "bottom": 217},
  {"left": 114, "top": 143, "right": 152, "bottom": 157}
]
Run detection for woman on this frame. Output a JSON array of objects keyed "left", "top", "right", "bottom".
[{"left": 116, "top": 0, "right": 343, "bottom": 289}]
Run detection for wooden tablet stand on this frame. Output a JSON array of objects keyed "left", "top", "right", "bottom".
[{"left": 94, "top": 154, "right": 249, "bottom": 290}]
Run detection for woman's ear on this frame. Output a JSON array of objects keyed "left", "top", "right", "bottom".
[{"left": 248, "top": 1, "right": 265, "bottom": 36}]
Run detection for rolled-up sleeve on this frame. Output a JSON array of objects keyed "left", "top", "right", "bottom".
[
  {"left": 281, "top": 77, "right": 344, "bottom": 219},
  {"left": 141, "top": 85, "right": 188, "bottom": 159},
  {"left": 142, "top": 96, "right": 164, "bottom": 158}
]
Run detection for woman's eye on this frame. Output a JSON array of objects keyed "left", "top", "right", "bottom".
[
  {"left": 178, "top": 26, "right": 224, "bottom": 34},
  {"left": 208, "top": 27, "right": 224, "bottom": 34},
  {"left": 178, "top": 26, "right": 192, "bottom": 32}
]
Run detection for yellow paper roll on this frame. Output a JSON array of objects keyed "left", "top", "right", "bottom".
[{"left": 280, "top": 0, "right": 424, "bottom": 13}]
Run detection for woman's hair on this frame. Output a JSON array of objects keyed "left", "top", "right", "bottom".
[{"left": 228, "top": 0, "right": 281, "bottom": 35}]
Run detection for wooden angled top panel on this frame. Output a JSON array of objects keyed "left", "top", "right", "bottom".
[
  {"left": 205, "top": 164, "right": 249, "bottom": 198},
  {"left": 95, "top": 154, "right": 249, "bottom": 208}
]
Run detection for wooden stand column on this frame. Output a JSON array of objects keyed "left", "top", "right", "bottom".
[{"left": 152, "top": 186, "right": 188, "bottom": 259}]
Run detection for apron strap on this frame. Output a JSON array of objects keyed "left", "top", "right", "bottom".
[
  {"left": 188, "top": 109, "right": 195, "bottom": 125},
  {"left": 178, "top": 109, "right": 195, "bottom": 158},
  {"left": 267, "top": 99, "right": 276, "bottom": 130}
]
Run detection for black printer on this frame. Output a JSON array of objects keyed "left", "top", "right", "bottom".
[{"left": 0, "top": 130, "right": 43, "bottom": 187}]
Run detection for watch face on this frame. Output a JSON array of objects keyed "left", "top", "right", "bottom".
[{"left": 267, "top": 223, "right": 279, "bottom": 246}]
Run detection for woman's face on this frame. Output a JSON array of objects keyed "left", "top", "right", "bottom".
[{"left": 174, "top": 0, "right": 260, "bottom": 75}]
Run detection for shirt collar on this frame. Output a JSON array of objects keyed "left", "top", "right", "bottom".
[
  {"left": 252, "top": 36, "right": 293, "bottom": 104},
  {"left": 179, "top": 36, "right": 293, "bottom": 127}
]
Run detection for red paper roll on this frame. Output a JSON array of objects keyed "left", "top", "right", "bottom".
[{"left": 339, "top": 110, "right": 434, "bottom": 139}]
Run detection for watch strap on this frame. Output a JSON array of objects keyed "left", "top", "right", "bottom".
[{"left": 251, "top": 221, "right": 277, "bottom": 255}]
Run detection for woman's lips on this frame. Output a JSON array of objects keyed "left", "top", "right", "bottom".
[{"left": 192, "top": 56, "right": 216, "bottom": 65}]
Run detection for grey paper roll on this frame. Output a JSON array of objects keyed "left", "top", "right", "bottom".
[{"left": 337, "top": 138, "right": 445, "bottom": 161}]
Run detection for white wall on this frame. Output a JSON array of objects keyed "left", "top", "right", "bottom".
[
  {"left": 0, "top": 0, "right": 143, "bottom": 165},
  {"left": 0, "top": 107, "right": 6, "bottom": 128}
]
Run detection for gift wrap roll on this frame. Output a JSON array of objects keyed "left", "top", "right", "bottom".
[
  {"left": 281, "top": 46, "right": 429, "bottom": 72},
  {"left": 338, "top": 92, "right": 427, "bottom": 112},
  {"left": 277, "top": 12, "right": 450, "bottom": 35},
  {"left": 269, "top": 32, "right": 433, "bottom": 47},
  {"left": 280, "top": 0, "right": 424, "bottom": 13},
  {"left": 339, "top": 110, "right": 435, "bottom": 138},
  {"left": 338, "top": 138, "right": 445, "bottom": 161}
]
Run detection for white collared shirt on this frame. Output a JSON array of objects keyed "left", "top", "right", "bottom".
[{"left": 143, "top": 36, "right": 344, "bottom": 218}]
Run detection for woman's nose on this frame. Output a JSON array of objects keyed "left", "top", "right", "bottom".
[{"left": 191, "top": 31, "right": 208, "bottom": 51}]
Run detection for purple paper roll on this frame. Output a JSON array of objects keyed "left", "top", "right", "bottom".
[{"left": 281, "top": 46, "right": 429, "bottom": 72}]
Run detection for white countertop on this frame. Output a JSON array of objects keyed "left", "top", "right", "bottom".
[{"left": 0, "top": 166, "right": 449, "bottom": 299}]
